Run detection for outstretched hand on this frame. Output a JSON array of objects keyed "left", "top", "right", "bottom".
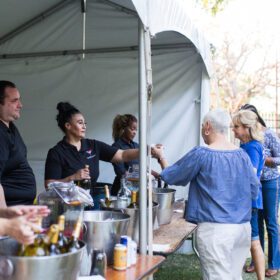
[
  {"left": 151, "top": 144, "right": 164, "bottom": 159},
  {"left": 0, "top": 205, "right": 50, "bottom": 219}
]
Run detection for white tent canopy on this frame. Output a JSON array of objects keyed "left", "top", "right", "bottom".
[{"left": 0, "top": 0, "right": 211, "bottom": 253}]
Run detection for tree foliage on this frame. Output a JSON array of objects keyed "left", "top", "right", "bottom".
[
  {"left": 212, "top": 35, "right": 278, "bottom": 112},
  {"left": 199, "top": 0, "right": 229, "bottom": 15}
]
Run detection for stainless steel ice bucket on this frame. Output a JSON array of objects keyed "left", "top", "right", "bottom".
[
  {"left": 124, "top": 202, "right": 159, "bottom": 245},
  {"left": 100, "top": 197, "right": 159, "bottom": 245},
  {"left": 152, "top": 188, "right": 176, "bottom": 225},
  {"left": 0, "top": 237, "right": 85, "bottom": 280},
  {"left": 82, "top": 211, "right": 130, "bottom": 266}
]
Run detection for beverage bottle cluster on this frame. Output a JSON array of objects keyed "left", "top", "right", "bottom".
[{"left": 19, "top": 215, "right": 82, "bottom": 257}]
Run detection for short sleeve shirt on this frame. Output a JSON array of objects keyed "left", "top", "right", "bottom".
[
  {"left": 0, "top": 121, "right": 36, "bottom": 206},
  {"left": 112, "top": 138, "right": 139, "bottom": 176},
  {"left": 240, "top": 140, "right": 264, "bottom": 209},
  {"left": 45, "top": 138, "right": 118, "bottom": 186}
]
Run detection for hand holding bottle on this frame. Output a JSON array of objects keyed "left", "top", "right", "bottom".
[{"left": 73, "top": 166, "right": 91, "bottom": 181}]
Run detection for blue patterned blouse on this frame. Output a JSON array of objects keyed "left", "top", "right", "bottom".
[
  {"left": 261, "top": 128, "right": 280, "bottom": 181},
  {"left": 161, "top": 146, "right": 260, "bottom": 224}
]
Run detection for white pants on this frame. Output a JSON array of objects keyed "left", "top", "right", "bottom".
[{"left": 196, "top": 222, "right": 251, "bottom": 280}]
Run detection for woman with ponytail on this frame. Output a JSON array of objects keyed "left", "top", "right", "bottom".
[{"left": 111, "top": 114, "right": 139, "bottom": 195}]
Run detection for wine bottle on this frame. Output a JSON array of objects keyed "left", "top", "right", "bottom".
[
  {"left": 104, "top": 185, "right": 112, "bottom": 207},
  {"left": 117, "top": 176, "right": 130, "bottom": 200},
  {"left": 127, "top": 191, "right": 138, "bottom": 209},
  {"left": 67, "top": 218, "right": 82, "bottom": 253},
  {"left": 47, "top": 224, "right": 61, "bottom": 256},
  {"left": 57, "top": 215, "right": 68, "bottom": 253},
  {"left": 75, "top": 165, "right": 91, "bottom": 189}
]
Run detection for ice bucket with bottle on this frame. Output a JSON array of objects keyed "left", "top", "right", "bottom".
[
  {"left": 100, "top": 197, "right": 159, "bottom": 245},
  {"left": 81, "top": 210, "right": 130, "bottom": 269},
  {"left": 0, "top": 237, "right": 85, "bottom": 280}
]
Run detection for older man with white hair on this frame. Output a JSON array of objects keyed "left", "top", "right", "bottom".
[{"left": 153, "top": 109, "right": 260, "bottom": 280}]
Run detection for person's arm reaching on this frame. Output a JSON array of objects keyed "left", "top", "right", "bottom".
[{"left": 111, "top": 149, "right": 139, "bottom": 163}]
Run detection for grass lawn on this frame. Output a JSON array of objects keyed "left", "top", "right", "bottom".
[{"left": 154, "top": 253, "right": 280, "bottom": 280}]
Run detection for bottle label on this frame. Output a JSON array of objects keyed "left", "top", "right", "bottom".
[{"left": 113, "top": 245, "right": 127, "bottom": 270}]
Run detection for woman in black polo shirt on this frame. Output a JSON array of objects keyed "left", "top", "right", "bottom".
[
  {"left": 111, "top": 114, "right": 139, "bottom": 195},
  {"left": 44, "top": 102, "right": 139, "bottom": 207}
]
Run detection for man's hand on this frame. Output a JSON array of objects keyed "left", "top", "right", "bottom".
[{"left": 0, "top": 205, "right": 50, "bottom": 219}]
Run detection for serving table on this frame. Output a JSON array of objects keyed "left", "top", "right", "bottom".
[
  {"left": 107, "top": 255, "right": 165, "bottom": 280},
  {"left": 153, "top": 201, "right": 197, "bottom": 256}
]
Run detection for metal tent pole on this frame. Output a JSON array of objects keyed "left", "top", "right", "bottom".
[
  {"left": 0, "top": 43, "right": 193, "bottom": 60},
  {"left": 138, "top": 19, "right": 147, "bottom": 255},
  {"left": 143, "top": 26, "right": 153, "bottom": 256},
  {"left": 81, "top": 0, "right": 87, "bottom": 59}
]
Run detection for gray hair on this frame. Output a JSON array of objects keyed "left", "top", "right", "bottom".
[{"left": 203, "top": 109, "right": 231, "bottom": 135}]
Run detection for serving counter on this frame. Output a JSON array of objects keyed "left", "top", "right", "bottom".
[
  {"left": 107, "top": 255, "right": 165, "bottom": 280},
  {"left": 153, "top": 201, "right": 197, "bottom": 255}
]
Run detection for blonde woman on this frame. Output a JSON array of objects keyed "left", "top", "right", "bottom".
[{"left": 232, "top": 110, "right": 265, "bottom": 280}]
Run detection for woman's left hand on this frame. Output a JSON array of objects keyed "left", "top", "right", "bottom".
[{"left": 265, "top": 157, "right": 275, "bottom": 167}]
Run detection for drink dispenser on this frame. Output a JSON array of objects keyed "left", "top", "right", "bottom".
[{"left": 37, "top": 182, "right": 93, "bottom": 235}]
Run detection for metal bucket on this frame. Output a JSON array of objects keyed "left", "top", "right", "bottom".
[
  {"left": 81, "top": 211, "right": 130, "bottom": 267},
  {"left": 100, "top": 197, "right": 159, "bottom": 245},
  {"left": 0, "top": 237, "right": 85, "bottom": 280},
  {"left": 124, "top": 202, "right": 159, "bottom": 245},
  {"left": 152, "top": 188, "right": 176, "bottom": 225}
]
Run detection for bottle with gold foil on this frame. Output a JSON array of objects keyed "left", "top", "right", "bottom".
[
  {"left": 57, "top": 215, "right": 68, "bottom": 253},
  {"left": 67, "top": 218, "right": 82, "bottom": 253},
  {"left": 47, "top": 224, "right": 61, "bottom": 256},
  {"left": 104, "top": 185, "right": 112, "bottom": 207},
  {"left": 127, "top": 191, "right": 138, "bottom": 209},
  {"left": 21, "top": 217, "right": 48, "bottom": 257}
]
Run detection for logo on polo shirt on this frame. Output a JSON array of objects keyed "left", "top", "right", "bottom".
[{"left": 86, "top": 149, "right": 96, "bottom": 159}]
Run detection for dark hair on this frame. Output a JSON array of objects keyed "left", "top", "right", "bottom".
[
  {"left": 112, "top": 114, "right": 137, "bottom": 141},
  {"left": 56, "top": 102, "right": 80, "bottom": 132},
  {"left": 240, "top": 104, "right": 267, "bottom": 127},
  {"left": 0, "top": 80, "right": 16, "bottom": 105}
]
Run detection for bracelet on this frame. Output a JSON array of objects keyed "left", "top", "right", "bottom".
[{"left": 158, "top": 157, "right": 166, "bottom": 163}]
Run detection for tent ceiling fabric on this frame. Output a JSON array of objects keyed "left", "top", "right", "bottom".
[
  {"left": 0, "top": 0, "right": 211, "bottom": 195},
  {"left": 0, "top": 0, "right": 212, "bottom": 76}
]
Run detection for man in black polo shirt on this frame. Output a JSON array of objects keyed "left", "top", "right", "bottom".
[{"left": 0, "top": 81, "right": 36, "bottom": 206}]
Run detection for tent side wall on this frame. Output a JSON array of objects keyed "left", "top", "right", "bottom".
[{"left": 0, "top": 47, "right": 204, "bottom": 195}]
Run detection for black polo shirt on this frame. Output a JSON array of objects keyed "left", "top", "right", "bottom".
[
  {"left": 111, "top": 138, "right": 139, "bottom": 195},
  {"left": 45, "top": 138, "right": 118, "bottom": 187},
  {"left": 0, "top": 121, "right": 36, "bottom": 206}
]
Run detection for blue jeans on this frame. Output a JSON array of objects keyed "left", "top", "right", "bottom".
[
  {"left": 258, "top": 178, "right": 280, "bottom": 269},
  {"left": 251, "top": 209, "right": 259, "bottom": 240}
]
